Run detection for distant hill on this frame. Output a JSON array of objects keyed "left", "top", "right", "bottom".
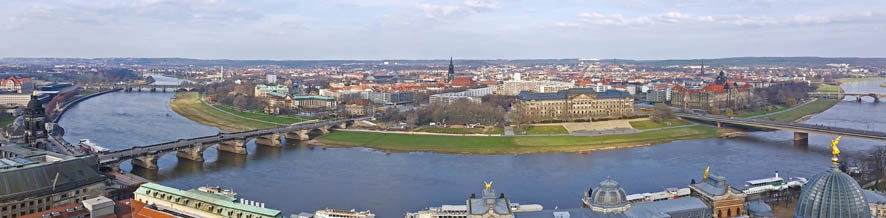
[{"left": 2, "top": 57, "right": 885, "bottom": 67}]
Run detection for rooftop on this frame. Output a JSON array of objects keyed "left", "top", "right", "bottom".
[{"left": 135, "top": 183, "right": 282, "bottom": 217}]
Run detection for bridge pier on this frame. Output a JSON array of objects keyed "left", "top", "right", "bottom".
[
  {"left": 218, "top": 139, "right": 248, "bottom": 154},
  {"left": 857, "top": 95, "right": 863, "bottom": 103},
  {"left": 319, "top": 126, "right": 330, "bottom": 135},
  {"left": 176, "top": 144, "right": 209, "bottom": 162},
  {"left": 254, "top": 133, "right": 282, "bottom": 147},
  {"left": 285, "top": 130, "right": 310, "bottom": 141},
  {"left": 716, "top": 121, "right": 722, "bottom": 129},
  {"left": 131, "top": 153, "right": 161, "bottom": 170},
  {"left": 794, "top": 132, "right": 809, "bottom": 146}
]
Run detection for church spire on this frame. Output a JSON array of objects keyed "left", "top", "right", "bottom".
[{"left": 447, "top": 57, "right": 455, "bottom": 83}]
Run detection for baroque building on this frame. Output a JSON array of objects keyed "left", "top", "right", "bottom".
[
  {"left": 688, "top": 168, "right": 747, "bottom": 218},
  {"left": 671, "top": 71, "right": 754, "bottom": 111},
  {"left": 516, "top": 88, "right": 634, "bottom": 121},
  {"left": 0, "top": 145, "right": 106, "bottom": 218},
  {"left": 23, "top": 92, "right": 47, "bottom": 148}
]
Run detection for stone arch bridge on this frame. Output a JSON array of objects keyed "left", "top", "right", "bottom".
[
  {"left": 97, "top": 117, "right": 369, "bottom": 170},
  {"left": 78, "top": 83, "right": 197, "bottom": 93},
  {"left": 808, "top": 92, "right": 883, "bottom": 103}
]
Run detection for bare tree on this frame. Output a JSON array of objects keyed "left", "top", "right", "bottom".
[
  {"left": 861, "top": 147, "right": 886, "bottom": 188},
  {"left": 651, "top": 103, "right": 674, "bottom": 123}
]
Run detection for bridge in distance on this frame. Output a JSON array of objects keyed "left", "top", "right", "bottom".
[{"left": 678, "top": 113, "right": 886, "bottom": 145}]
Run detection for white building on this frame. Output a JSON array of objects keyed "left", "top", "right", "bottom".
[
  {"left": 494, "top": 80, "right": 574, "bottom": 96},
  {"left": 429, "top": 87, "right": 494, "bottom": 105}
]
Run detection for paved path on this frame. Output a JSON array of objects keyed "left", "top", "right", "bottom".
[
  {"left": 749, "top": 98, "right": 817, "bottom": 119},
  {"left": 198, "top": 95, "right": 291, "bottom": 126},
  {"left": 503, "top": 126, "right": 515, "bottom": 136}
]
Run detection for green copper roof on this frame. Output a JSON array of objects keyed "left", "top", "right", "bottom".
[
  {"left": 136, "top": 183, "right": 282, "bottom": 217},
  {"left": 292, "top": 95, "right": 334, "bottom": 101}
]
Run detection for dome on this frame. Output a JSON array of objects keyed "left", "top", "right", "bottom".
[
  {"left": 794, "top": 165, "right": 871, "bottom": 218},
  {"left": 25, "top": 94, "right": 44, "bottom": 116},
  {"left": 586, "top": 178, "right": 629, "bottom": 211}
]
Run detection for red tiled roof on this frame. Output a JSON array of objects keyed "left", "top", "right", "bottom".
[
  {"left": 450, "top": 77, "right": 473, "bottom": 87},
  {"left": 674, "top": 81, "right": 752, "bottom": 94}
]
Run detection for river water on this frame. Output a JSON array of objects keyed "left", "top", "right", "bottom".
[{"left": 58, "top": 76, "right": 886, "bottom": 217}]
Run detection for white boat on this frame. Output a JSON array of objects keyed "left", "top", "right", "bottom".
[
  {"left": 198, "top": 186, "right": 238, "bottom": 198},
  {"left": 78, "top": 139, "right": 109, "bottom": 153},
  {"left": 313, "top": 209, "right": 375, "bottom": 218},
  {"left": 625, "top": 187, "right": 691, "bottom": 203},
  {"left": 743, "top": 171, "right": 807, "bottom": 195}
]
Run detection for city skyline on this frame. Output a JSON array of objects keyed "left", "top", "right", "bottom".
[{"left": 2, "top": 0, "right": 885, "bottom": 60}]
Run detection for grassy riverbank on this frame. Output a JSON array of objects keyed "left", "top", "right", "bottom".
[
  {"left": 170, "top": 92, "right": 283, "bottom": 132},
  {"left": 757, "top": 99, "right": 839, "bottom": 122},
  {"left": 628, "top": 119, "right": 691, "bottom": 130},
  {"left": 316, "top": 125, "right": 723, "bottom": 154},
  {"left": 815, "top": 84, "right": 842, "bottom": 93},
  {"left": 838, "top": 77, "right": 886, "bottom": 83},
  {"left": 736, "top": 105, "right": 789, "bottom": 118}
]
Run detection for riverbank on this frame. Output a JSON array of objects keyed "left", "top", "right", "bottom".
[
  {"left": 315, "top": 125, "right": 726, "bottom": 154},
  {"left": 170, "top": 92, "right": 284, "bottom": 132},
  {"left": 757, "top": 99, "right": 839, "bottom": 122},
  {"left": 838, "top": 77, "right": 886, "bottom": 83}
]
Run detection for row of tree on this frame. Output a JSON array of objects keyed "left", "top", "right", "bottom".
[{"left": 378, "top": 99, "right": 508, "bottom": 127}]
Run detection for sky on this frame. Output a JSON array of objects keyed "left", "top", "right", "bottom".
[{"left": 1, "top": 0, "right": 884, "bottom": 60}]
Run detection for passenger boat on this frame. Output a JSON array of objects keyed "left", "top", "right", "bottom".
[
  {"left": 78, "top": 139, "right": 109, "bottom": 154},
  {"left": 743, "top": 171, "right": 808, "bottom": 195},
  {"left": 197, "top": 186, "right": 238, "bottom": 198},
  {"left": 312, "top": 209, "right": 375, "bottom": 218}
]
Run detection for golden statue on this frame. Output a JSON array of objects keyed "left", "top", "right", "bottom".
[
  {"left": 703, "top": 166, "right": 710, "bottom": 181},
  {"left": 484, "top": 181, "right": 493, "bottom": 190},
  {"left": 831, "top": 136, "right": 842, "bottom": 163}
]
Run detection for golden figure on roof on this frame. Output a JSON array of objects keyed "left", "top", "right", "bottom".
[
  {"left": 703, "top": 166, "right": 710, "bottom": 181},
  {"left": 831, "top": 136, "right": 842, "bottom": 163},
  {"left": 484, "top": 181, "right": 493, "bottom": 190}
]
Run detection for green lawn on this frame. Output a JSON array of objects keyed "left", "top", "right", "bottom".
[
  {"left": 815, "top": 84, "right": 843, "bottom": 93},
  {"left": 520, "top": 125, "right": 570, "bottom": 135},
  {"left": 837, "top": 77, "right": 886, "bottom": 83},
  {"left": 757, "top": 99, "right": 839, "bottom": 122},
  {"left": 417, "top": 126, "right": 498, "bottom": 134},
  {"left": 0, "top": 115, "right": 17, "bottom": 127},
  {"left": 317, "top": 126, "right": 721, "bottom": 154},
  {"left": 629, "top": 119, "right": 692, "bottom": 130},
  {"left": 171, "top": 92, "right": 282, "bottom": 132},
  {"left": 212, "top": 103, "right": 314, "bottom": 124},
  {"left": 735, "top": 105, "right": 789, "bottom": 118}
]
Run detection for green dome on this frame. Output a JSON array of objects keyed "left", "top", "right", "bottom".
[{"left": 794, "top": 165, "right": 870, "bottom": 218}]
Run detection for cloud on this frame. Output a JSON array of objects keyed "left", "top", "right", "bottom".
[
  {"left": 562, "top": 10, "right": 886, "bottom": 28},
  {"left": 415, "top": 0, "right": 501, "bottom": 19},
  {"left": 573, "top": 11, "right": 691, "bottom": 26}
]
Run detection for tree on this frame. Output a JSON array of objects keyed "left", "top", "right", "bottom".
[
  {"left": 709, "top": 105, "right": 721, "bottom": 115},
  {"left": 651, "top": 103, "right": 674, "bottom": 123},
  {"left": 233, "top": 95, "right": 248, "bottom": 109},
  {"left": 724, "top": 108, "right": 734, "bottom": 118}
]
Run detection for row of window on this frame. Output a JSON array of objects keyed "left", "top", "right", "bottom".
[{"left": 142, "top": 190, "right": 267, "bottom": 218}]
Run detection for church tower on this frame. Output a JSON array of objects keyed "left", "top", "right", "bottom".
[
  {"left": 447, "top": 57, "right": 455, "bottom": 83},
  {"left": 23, "top": 92, "right": 47, "bottom": 147},
  {"left": 715, "top": 71, "right": 728, "bottom": 85}
]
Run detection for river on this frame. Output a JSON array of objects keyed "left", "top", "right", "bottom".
[{"left": 58, "top": 76, "right": 886, "bottom": 217}]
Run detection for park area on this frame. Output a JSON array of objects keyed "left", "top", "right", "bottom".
[
  {"left": 170, "top": 92, "right": 313, "bottom": 132},
  {"left": 316, "top": 125, "right": 722, "bottom": 154}
]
